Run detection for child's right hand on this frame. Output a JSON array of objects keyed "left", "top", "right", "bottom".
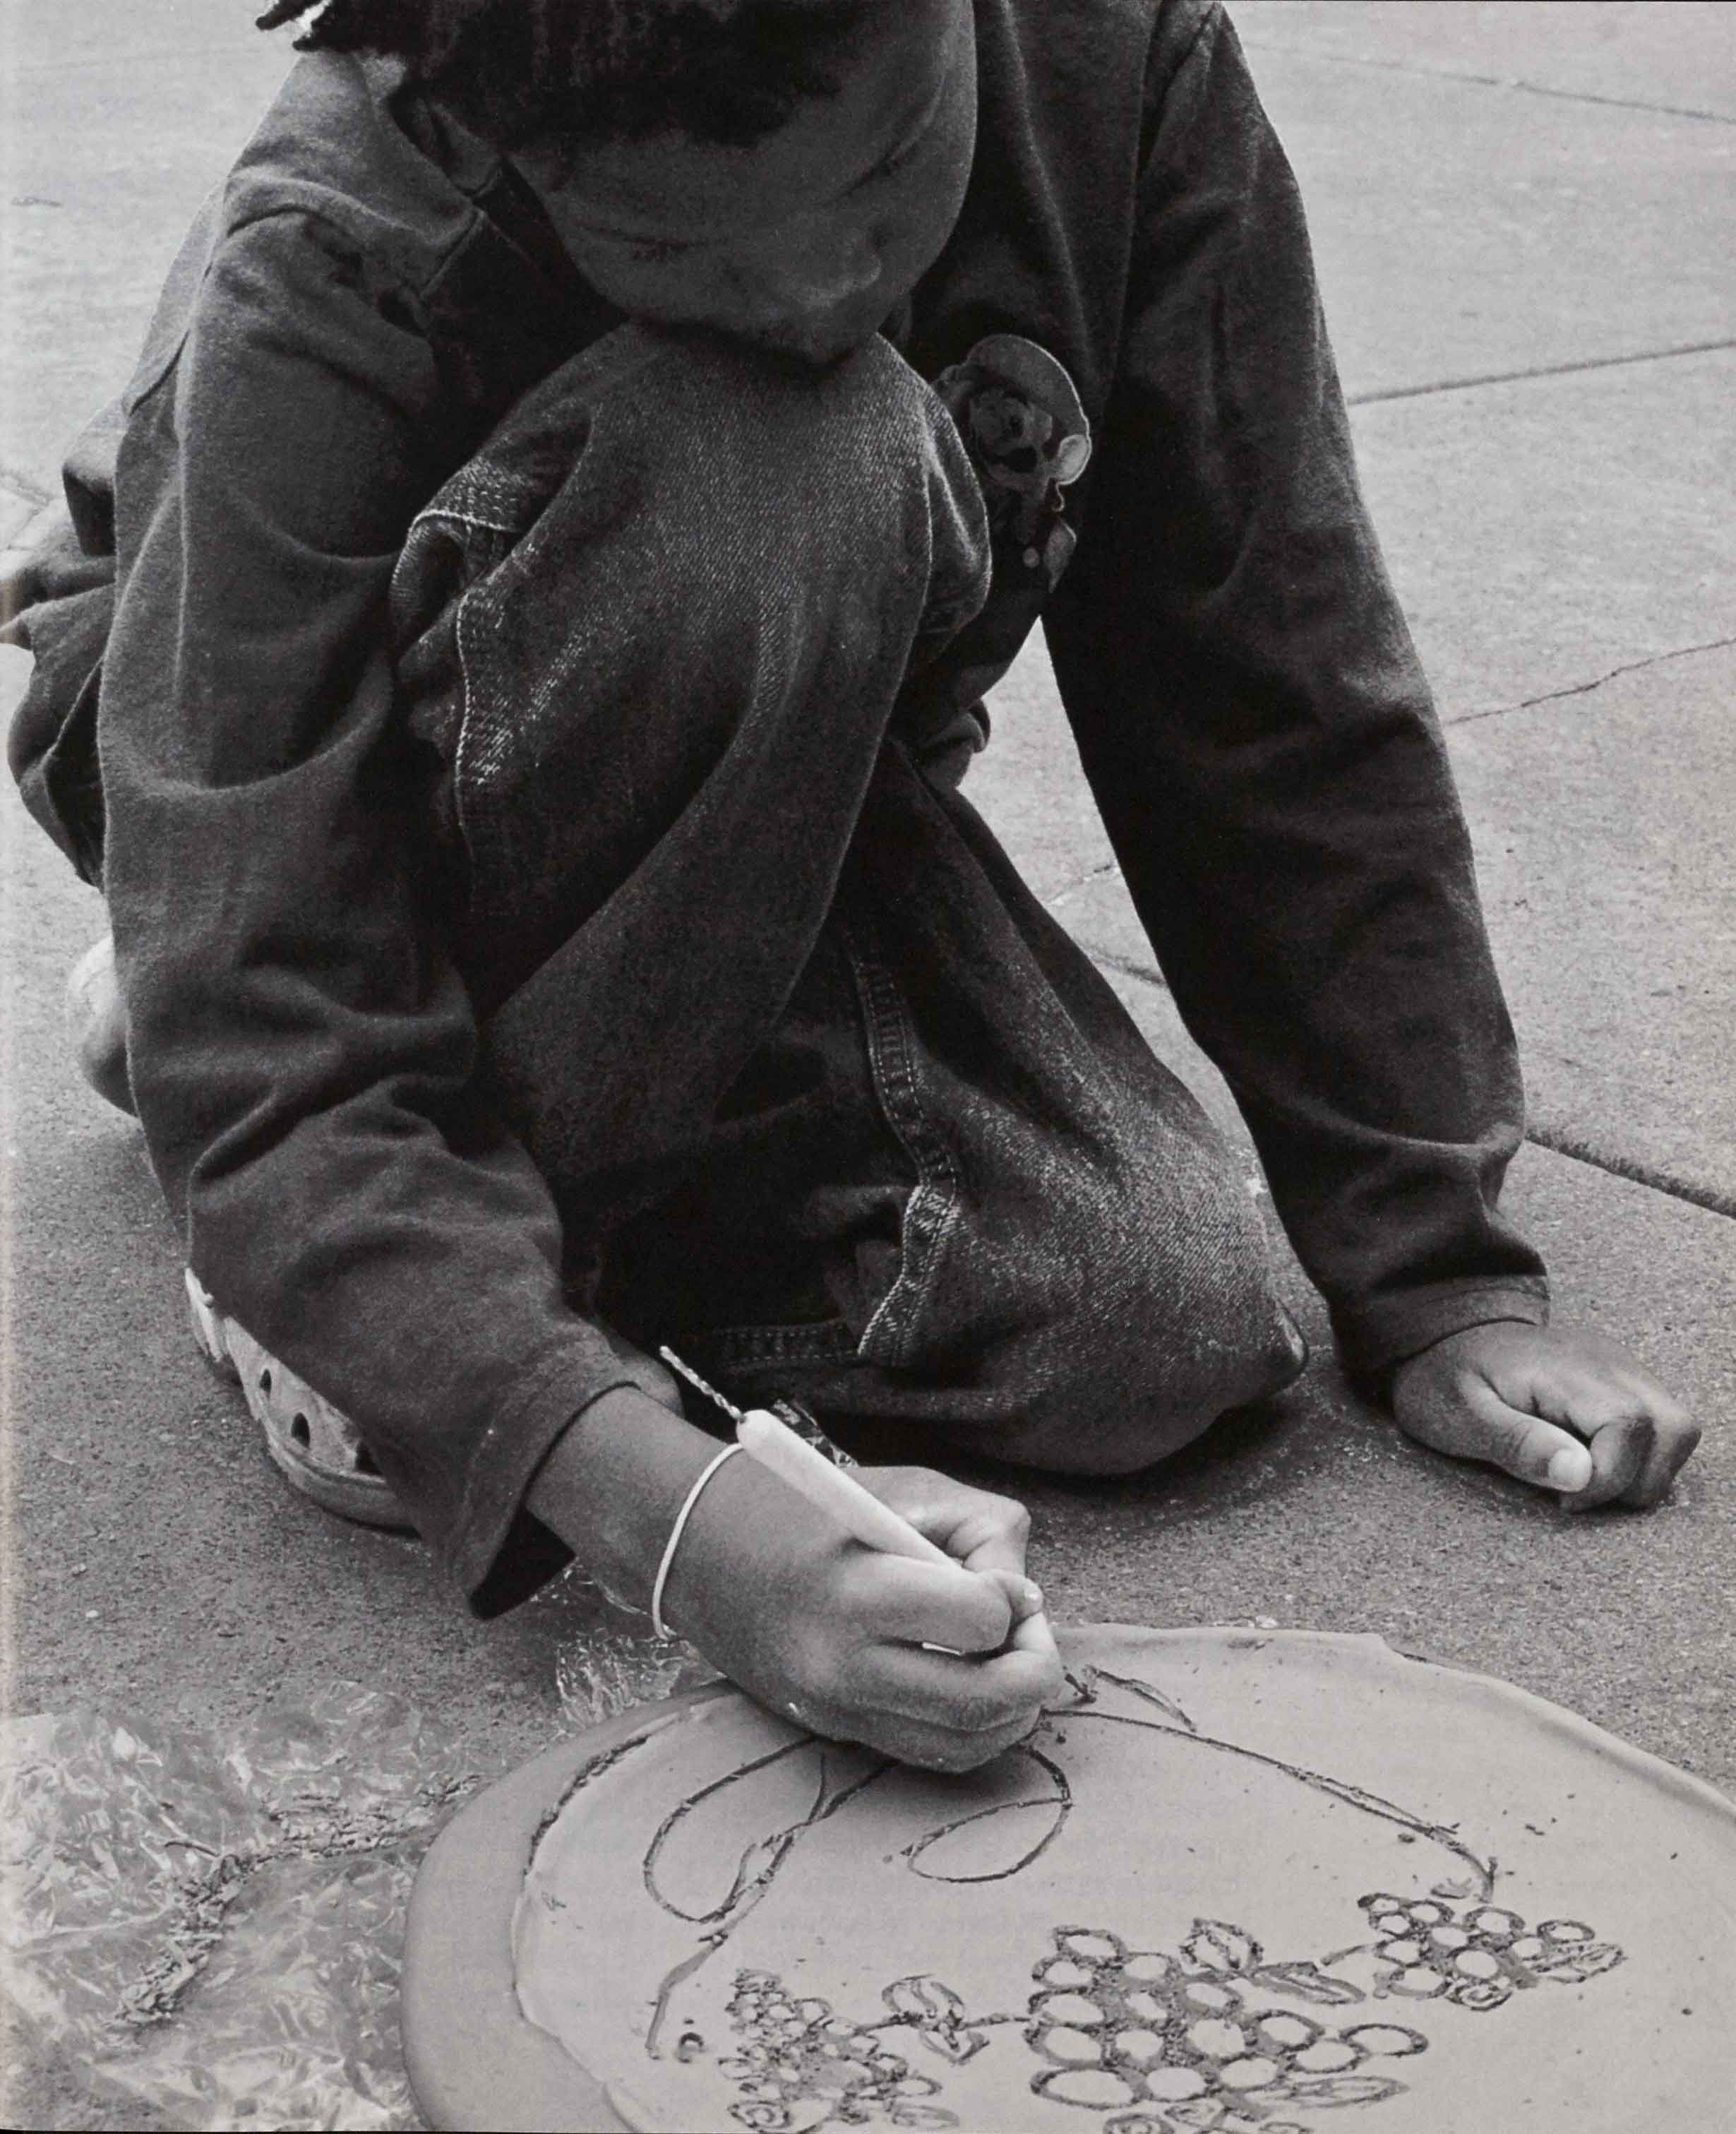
[
  {"left": 664, "top": 1450, "right": 1064, "bottom": 1772},
  {"left": 530, "top": 1381, "right": 1062, "bottom": 1772}
]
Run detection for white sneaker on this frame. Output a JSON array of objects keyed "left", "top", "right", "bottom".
[{"left": 186, "top": 1270, "right": 410, "bottom": 1529}]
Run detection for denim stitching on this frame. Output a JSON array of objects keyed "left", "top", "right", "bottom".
[
  {"left": 448, "top": 526, "right": 529, "bottom": 898},
  {"left": 408, "top": 499, "right": 523, "bottom": 545},
  {"left": 429, "top": 475, "right": 535, "bottom": 523},
  {"left": 839, "top": 908, "right": 961, "bottom": 1368},
  {"left": 707, "top": 1320, "right": 861, "bottom": 1370}
]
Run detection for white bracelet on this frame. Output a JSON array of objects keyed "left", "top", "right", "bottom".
[{"left": 650, "top": 1443, "right": 743, "bottom": 1640}]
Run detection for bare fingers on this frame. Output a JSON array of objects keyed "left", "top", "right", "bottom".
[
  {"left": 824, "top": 1638, "right": 1065, "bottom": 1772},
  {"left": 1391, "top": 1322, "right": 1701, "bottom": 1511}
]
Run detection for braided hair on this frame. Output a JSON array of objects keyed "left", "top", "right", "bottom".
[{"left": 254, "top": 0, "right": 874, "bottom": 149}]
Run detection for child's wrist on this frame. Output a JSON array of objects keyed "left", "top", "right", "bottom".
[{"left": 527, "top": 1385, "right": 726, "bottom": 1614}]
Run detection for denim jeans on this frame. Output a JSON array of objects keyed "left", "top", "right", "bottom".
[{"left": 390, "top": 323, "right": 1303, "bottom": 1472}]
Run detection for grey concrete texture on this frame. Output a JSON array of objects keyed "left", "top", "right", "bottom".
[
  {"left": 2, "top": 8, "right": 1735, "bottom": 2118},
  {"left": 1357, "top": 350, "right": 1736, "bottom": 715},
  {"left": 1236, "top": 3, "right": 1736, "bottom": 398},
  {"left": 976, "top": 634, "right": 1736, "bottom": 1217},
  {"left": 1234, "top": 0, "right": 1736, "bottom": 123},
  {"left": 0, "top": 4, "right": 289, "bottom": 497},
  {"left": 976, "top": 4, "right": 1736, "bottom": 1230},
  {"left": 1452, "top": 642, "right": 1736, "bottom": 1210}
]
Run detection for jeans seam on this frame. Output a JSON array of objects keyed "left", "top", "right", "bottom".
[
  {"left": 839, "top": 908, "right": 960, "bottom": 1368},
  {"left": 449, "top": 539, "right": 525, "bottom": 898},
  {"left": 405, "top": 492, "right": 526, "bottom": 900},
  {"left": 410, "top": 494, "right": 525, "bottom": 543},
  {"left": 452, "top": 580, "right": 484, "bottom": 895},
  {"left": 419, "top": 451, "right": 544, "bottom": 520}
]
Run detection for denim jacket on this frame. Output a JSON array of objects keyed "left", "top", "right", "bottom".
[{"left": 9, "top": 0, "right": 1545, "bottom": 1609}]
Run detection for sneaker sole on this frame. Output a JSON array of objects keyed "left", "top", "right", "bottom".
[{"left": 186, "top": 1271, "right": 412, "bottom": 1530}]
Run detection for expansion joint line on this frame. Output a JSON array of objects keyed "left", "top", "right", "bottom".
[
  {"left": 1521, "top": 1127, "right": 1736, "bottom": 1226},
  {"left": 1445, "top": 635, "right": 1736, "bottom": 729},
  {"left": 1079, "top": 953, "right": 1736, "bottom": 1229},
  {"left": 1347, "top": 337, "right": 1736, "bottom": 409}
]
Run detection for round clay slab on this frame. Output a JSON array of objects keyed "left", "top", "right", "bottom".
[{"left": 402, "top": 1627, "right": 1736, "bottom": 2133}]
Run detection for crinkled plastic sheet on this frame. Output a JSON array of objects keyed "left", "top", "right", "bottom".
[{"left": 1, "top": 1578, "right": 717, "bottom": 2131}]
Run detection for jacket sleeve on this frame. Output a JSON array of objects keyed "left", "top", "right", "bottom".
[
  {"left": 1042, "top": 0, "right": 1548, "bottom": 1384},
  {"left": 100, "top": 206, "right": 639, "bottom": 1610}
]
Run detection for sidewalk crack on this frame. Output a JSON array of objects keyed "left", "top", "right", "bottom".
[
  {"left": 1444, "top": 636, "right": 1736, "bottom": 730},
  {"left": 1238, "top": 39, "right": 1736, "bottom": 127},
  {"left": 1043, "top": 859, "right": 1121, "bottom": 910}
]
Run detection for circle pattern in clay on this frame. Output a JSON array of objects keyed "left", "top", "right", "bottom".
[{"left": 403, "top": 1627, "right": 1736, "bottom": 2133}]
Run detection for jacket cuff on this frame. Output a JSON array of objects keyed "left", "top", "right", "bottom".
[
  {"left": 448, "top": 1343, "right": 640, "bottom": 1618},
  {"left": 1333, "top": 1277, "right": 1550, "bottom": 1397}
]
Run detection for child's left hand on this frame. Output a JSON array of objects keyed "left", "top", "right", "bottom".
[{"left": 1390, "top": 1322, "right": 1701, "bottom": 1508}]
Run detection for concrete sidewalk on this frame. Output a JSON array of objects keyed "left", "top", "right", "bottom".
[
  {"left": 972, "top": 0, "right": 1736, "bottom": 1773},
  {"left": 2, "top": 4, "right": 1732, "bottom": 2121}
]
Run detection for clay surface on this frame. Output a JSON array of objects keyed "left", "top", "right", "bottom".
[{"left": 405, "top": 1626, "right": 1736, "bottom": 2133}]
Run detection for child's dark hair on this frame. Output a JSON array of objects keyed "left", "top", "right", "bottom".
[{"left": 256, "top": 0, "right": 875, "bottom": 151}]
